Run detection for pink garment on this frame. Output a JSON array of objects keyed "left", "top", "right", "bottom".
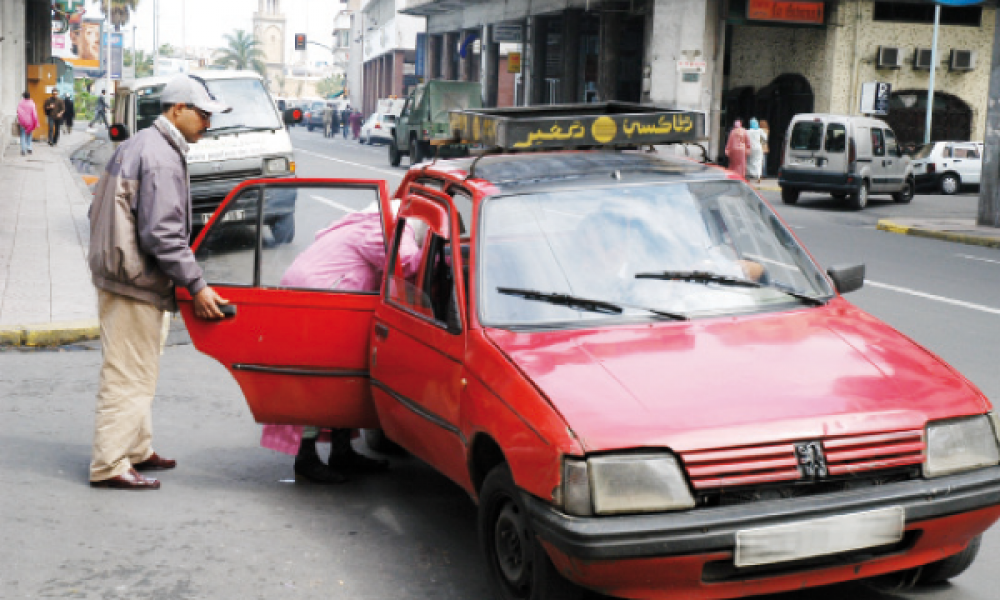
[
  {"left": 725, "top": 124, "right": 751, "bottom": 180},
  {"left": 261, "top": 211, "right": 423, "bottom": 455},
  {"left": 17, "top": 98, "right": 39, "bottom": 133}
]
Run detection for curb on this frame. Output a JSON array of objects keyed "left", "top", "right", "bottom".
[
  {"left": 877, "top": 220, "right": 1000, "bottom": 249},
  {"left": 0, "top": 319, "right": 100, "bottom": 347}
]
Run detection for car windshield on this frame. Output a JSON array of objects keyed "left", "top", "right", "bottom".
[
  {"left": 912, "top": 144, "right": 935, "bottom": 159},
  {"left": 203, "top": 78, "right": 282, "bottom": 130},
  {"left": 480, "top": 180, "right": 834, "bottom": 327}
]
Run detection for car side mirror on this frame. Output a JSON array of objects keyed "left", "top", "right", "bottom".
[
  {"left": 283, "top": 107, "right": 303, "bottom": 124},
  {"left": 108, "top": 123, "right": 130, "bottom": 142},
  {"left": 827, "top": 263, "right": 865, "bottom": 294}
]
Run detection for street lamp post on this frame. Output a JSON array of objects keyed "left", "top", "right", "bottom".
[{"left": 923, "top": 4, "right": 941, "bottom": 144}]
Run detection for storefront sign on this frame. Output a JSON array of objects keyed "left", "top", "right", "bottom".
[
  {"left": 860, "top": 81, "right": 892, "bottom": 116},
  {"left": 747, "top": 0, "right": 825, "bottom": 25},
  {"left": 494, "top": 23, "right": 523, "bottom": 43},
  {"left": 508, "top": 52, "right": 522, "bottom": 74}
]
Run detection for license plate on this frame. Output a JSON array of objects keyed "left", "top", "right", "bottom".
[
  {"left": 735, "top": 506, "right": 905, "bottom": 568},
  {"left": 201, "top": 209, "right": 245, "bottom": 225},
  {"left": 792, "top": 157, "right": 815, "bottom": 166}
]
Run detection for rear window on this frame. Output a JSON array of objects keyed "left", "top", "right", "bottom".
[
  {"left": 790, "top": 122, "right": 823, "bottom": 151},
  {"left": 912, "top": 144, "right": 934, "bottom": 159},
  {"left": 824, "top": 123, "right": 846, "bottom": 153}
]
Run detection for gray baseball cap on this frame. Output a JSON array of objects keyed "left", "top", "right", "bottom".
[{"left": 160, "top": 74, "right": 232, "bottom": 114}]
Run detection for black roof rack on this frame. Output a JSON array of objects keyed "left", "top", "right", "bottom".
[{"left": 446, "top": 102, "right": 706, "bottom": 152}]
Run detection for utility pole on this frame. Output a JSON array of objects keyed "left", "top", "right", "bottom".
[
  {"left": 978, "top": 4, "right": 1000, "bottom": 227},
  {"left": 153, "top": 0, "right": 159, "bottom": 76},
  {"left": 923, "top": 5, "right": 940, "bottom": 144}
]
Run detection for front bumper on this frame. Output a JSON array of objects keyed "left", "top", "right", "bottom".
[
  {"left": 526, "top": 465, "right": 1000, "bottom": 561},
  {"left": 778, "top": 168, "right": 860, "bottom": 194}
]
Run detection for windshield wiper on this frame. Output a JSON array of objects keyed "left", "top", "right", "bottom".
[
  {"left": 497, "top": 287, "right": 688, "bottom": 320},
  {"left": 635, "top": 271, "right": 827, "bottom": 306}
]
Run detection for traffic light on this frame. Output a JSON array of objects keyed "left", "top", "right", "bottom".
[{"left": 294, "top": 34, "right": 306, "bottom": 51}]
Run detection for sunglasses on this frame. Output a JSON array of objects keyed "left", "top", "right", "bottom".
[{"left": 187, "top": 104, "right": 211, "bottom": 121}]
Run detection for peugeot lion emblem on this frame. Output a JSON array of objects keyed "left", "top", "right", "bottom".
[{"left": 795, "top": 441, "right": 829, "bottom": 480}]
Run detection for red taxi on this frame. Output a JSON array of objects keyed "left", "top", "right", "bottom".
[{"left": 178, "top": 106, "right": 1000, "bottom": 600}]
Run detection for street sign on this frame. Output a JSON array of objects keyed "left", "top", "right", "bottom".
[
  {"left": 508, "top": 52, "right": 522, "bottom": 74},
  {"left": 415, "top": 33, "right": 426, "bottom": 79},
  {"left": 493, "top": 23, "right": 523, "bottom": 43},
  {"left": 860, "top": 81, "right": 891, "bottom": 116}
]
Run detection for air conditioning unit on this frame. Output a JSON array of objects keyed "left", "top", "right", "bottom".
[
  {"left": 950, "top": 49, "right": 976, "bottom": 71},
  {"left": 877, "top": 46, "right": 903, "bottom": 69},
  {"left": 914, "top": 48, "right": 933, "bottom": 70}
]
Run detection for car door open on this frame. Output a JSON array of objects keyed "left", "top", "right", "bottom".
[{"left": 177, "top": 178, "right": 393, "bottom": 429}]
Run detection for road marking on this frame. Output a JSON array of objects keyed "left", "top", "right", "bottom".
[
  {"left": 309, "top": 194, "right": 358, "bottom": 213},
  {"left": 956, "top": 253, "right": 1000, "bottom": 266},
  {"left": 866, "top": 280, "right": 1000, "bottom": 316},
  {"left": 296, "top": 148, "right": 403, "bottom": 178}
]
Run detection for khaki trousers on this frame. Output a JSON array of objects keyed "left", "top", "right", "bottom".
[{"left": 90, "top": 289, "right": 165, "bottom": 481}]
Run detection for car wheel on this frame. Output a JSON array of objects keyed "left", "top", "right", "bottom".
[
  {"left": 410, "top": 138, "right": 425, "bottom": 165},
  {"left": 269, "top": 214, "right": 295, "bottom": 245},
  {"left": 893, "top": 177, "right": 915, "bottom": 203},
  {"left": 781, "top": 187, "right": 799, "bottom": 205},
  {"left": 848, "top": 181, "right": 869, "bottom": 210},
  {"left": 479, "top": 465, "right": 584, "bottom": 600},
  {"left": 940, "top": 172, "right": 960, "bottom": 195},
  {"left": 389, "top": 140, "right": 402, "bottom": 167},
  {"left": 363, "top": 429, "right": 407, "bottom": 455},
  {"left": 918, "top": 535, "right": 982, "bottom": 584}
]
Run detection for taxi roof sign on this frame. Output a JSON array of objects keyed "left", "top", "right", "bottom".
[{"left": 448, "top": 102, "right": 707, "bottom": 151}]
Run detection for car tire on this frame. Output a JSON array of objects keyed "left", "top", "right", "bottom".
[
  {"left": 363, "top": 429, "right": 407, "bottom": 455},
  {"left": 479, "top": 464, "right": 584, "bottom": 600},
  {"left": 781, "top": 187, "right": 799, "bottom": 205},
  {"left": 269, "top": 214, "right": 295, "bottom": 245},
  {"left": 389, "top": 140, "right": 402, "bottom": 167},
  {"left": 940, "top": 172, "right": 960, "bottom": 195},
  {"left": 893, "top": 177, "right": 915, "bottom": 204},
  {"left": 918, "top": 535, "right": 982, "bottom": 585},
  {"left": 410, "top": 138, "right": 425, "bottom": 165},
  {"left": 848, "top": 181, "right": 869, "bottom": 210}
]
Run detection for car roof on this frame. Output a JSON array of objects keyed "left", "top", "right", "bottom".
[
  {"left": 120, "top": 70, "right": 264, "bottom": 91},
  {"left": 429, "top": 151, "right": 726, "bottom": 194}
]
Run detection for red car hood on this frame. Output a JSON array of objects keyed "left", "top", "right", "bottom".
[{"left": 486, "top": 300, "right": 988, "bottom": 454}]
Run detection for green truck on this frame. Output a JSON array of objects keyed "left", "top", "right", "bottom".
[{"left": 389, "top": 80, "right": 482, "bottom": 167}]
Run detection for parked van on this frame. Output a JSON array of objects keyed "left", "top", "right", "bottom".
[
  {"left": 111, "top": 71, "right": 300, "bottom": 242},
  {"left": 778, "top": 114, "right": 914, "bottom": 210}
]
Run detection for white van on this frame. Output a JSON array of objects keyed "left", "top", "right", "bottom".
[
  {"left": 111, "top": 70, "right": 299, "bottom": 242},
  {"left": 778, "top": 114, "right": 914, "bottom": 210}
]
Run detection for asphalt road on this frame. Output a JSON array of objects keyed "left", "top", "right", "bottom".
[{"left": 3, "top": 128, "right": 1000, "bottom": 599}]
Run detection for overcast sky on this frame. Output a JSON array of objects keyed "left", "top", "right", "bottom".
[{"left": 83, "top": 0, "right": 345, "bottom": 62}]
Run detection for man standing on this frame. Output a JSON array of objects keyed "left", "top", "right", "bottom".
[
  {"left": 89, "top": 89, "right": 109, "bottom": 131},
  {"left": 63, "top": 94, "right": 76, "bottom": 134},
  {"left": 43, "top": 90, "right": 65, "bottom": 146},
  {"left": 341, "top": 106, "right": 350, "bottom": 139},
  {"left": 88, "top": 75, "right": 231, "bottom": 490}
]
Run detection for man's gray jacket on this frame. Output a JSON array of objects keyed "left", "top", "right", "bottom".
[{"left": 89, "top": 118, "right": 206, "bottom": 312}]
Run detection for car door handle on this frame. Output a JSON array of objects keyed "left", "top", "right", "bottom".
[
  {"left": 374, "top": 323, "right": 389, "bottom": 340},
  {"left": 219, "top": 304, "right": 237, "bottom": 318}
]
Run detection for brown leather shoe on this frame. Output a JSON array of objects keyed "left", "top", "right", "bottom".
[
  {"left": 133, "top": 453, "right": 176, "bottom": 471},
  {"left": 90, "top": 468, "right": 160, "bottom": 490}
]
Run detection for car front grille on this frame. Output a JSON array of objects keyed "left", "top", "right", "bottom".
[{"left": 681, "top": 429, "right": 925, "bottom": 507}]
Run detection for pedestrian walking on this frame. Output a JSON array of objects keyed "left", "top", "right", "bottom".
[
  {"left": 43, "top": 90, "right": 65, "bottom": 146},
  {"left": 330, "top": 108, "right": 341, "bottom": 138},
  {"left": 16, "top": 91, "right": 39, "bottom": 156},
  {"left": 87, "top": 74, "right": 232, "bottom": 491},
  {"left": 758, "top": 119, "right": 771, "bottom": 179},
  {"left": 63, "top": 94, "right": 76, "bottom": 134},
  {"left": 88, "top": 89, "right": 109, "bottom": 130},
  {"left": 323, "top": 104, "right": 333, "bottom": 138},
  {"left": 350, "top": 109, "right": 363, "bottom": 140},
  {"left": 746, "top": 118, "right": 768, "bottom": 184},
  {"left": 725, "top": 119, "right": 751, "bottom": 180},
  {"left": 341, "top": 107, "right": 351, "bottom": 139}
]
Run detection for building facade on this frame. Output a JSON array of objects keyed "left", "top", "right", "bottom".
[
  {"left": 359, "top": 0, "right": 426, "bottom": 116},
  {"left": 1, "top": 0, "right": 51, "bottom": 161}
]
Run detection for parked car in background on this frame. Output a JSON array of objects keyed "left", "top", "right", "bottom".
[
  {"left": 359, "top": 112, "right": 395, "bottom": 145},
  {"left": 303, "top": 100, "right": 329, "bottom": 132},
  {"left": 778, "top": 114, "right": 914, "bottom": 210},
  {"left": 911, "top": 141, "right": 984, "bottom": 195}
]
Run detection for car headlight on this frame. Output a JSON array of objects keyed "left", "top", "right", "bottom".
[
  {"left": 924, "top": 414, "right": 1000, "bottom": 478},
  {"left": 264, "top": 157, "right": 290, "bottom": 175},
  {"left": 563, "top": 453, "right": 695, "bottom": 516}
]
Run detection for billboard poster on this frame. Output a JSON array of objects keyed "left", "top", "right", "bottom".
[
  {"left": 103, "top": 31, "right": 125, "bottom": 80},
  {"left": 52, "top": 17, "right": 104, "bottom": 78}
]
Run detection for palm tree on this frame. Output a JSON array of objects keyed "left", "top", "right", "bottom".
[
  {"left": 213, "top": 30, "right": 266, "bottom": 76},
  {"left": 124, "top": 49, "right": 154, "bottom": 77},
  {"left": 99, "top": 0, "right": 140, "bottom": 32}
]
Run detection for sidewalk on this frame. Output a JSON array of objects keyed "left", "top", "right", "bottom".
[{"left": 0, "top": 128, "right": 98, "bottom": 346}]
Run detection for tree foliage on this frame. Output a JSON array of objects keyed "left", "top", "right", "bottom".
[
  {"left": 99, "top": 0, "right": 140, "bottom": 32},
  {"left": 316, "top": 74, "right": 344, "bottom": 99},
  {"left": 213, "top": 30, "right": 266, "bottom": 76},
  {"left": 124, "top": 49, "right": 154, "bottom": 77}
]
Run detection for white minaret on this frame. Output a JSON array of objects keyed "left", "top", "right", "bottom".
[{"left": 254, "top": 0, "right": 287, "bottom": 85}]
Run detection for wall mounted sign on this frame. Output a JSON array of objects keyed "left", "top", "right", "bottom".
[
  {"left": 747, "top": 0, "right": 825, "bottom": 25},
  {"left": 494, "top": 23, "right": 523, "bottom": 43}
]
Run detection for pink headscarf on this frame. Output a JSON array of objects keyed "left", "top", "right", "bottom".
[{"left": 733, "top": 119, "right": 743, "bottom": 129}]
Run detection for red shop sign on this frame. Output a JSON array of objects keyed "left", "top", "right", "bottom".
[{"left": 747, "top": 0, "right": 825, "bottom": 25}]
